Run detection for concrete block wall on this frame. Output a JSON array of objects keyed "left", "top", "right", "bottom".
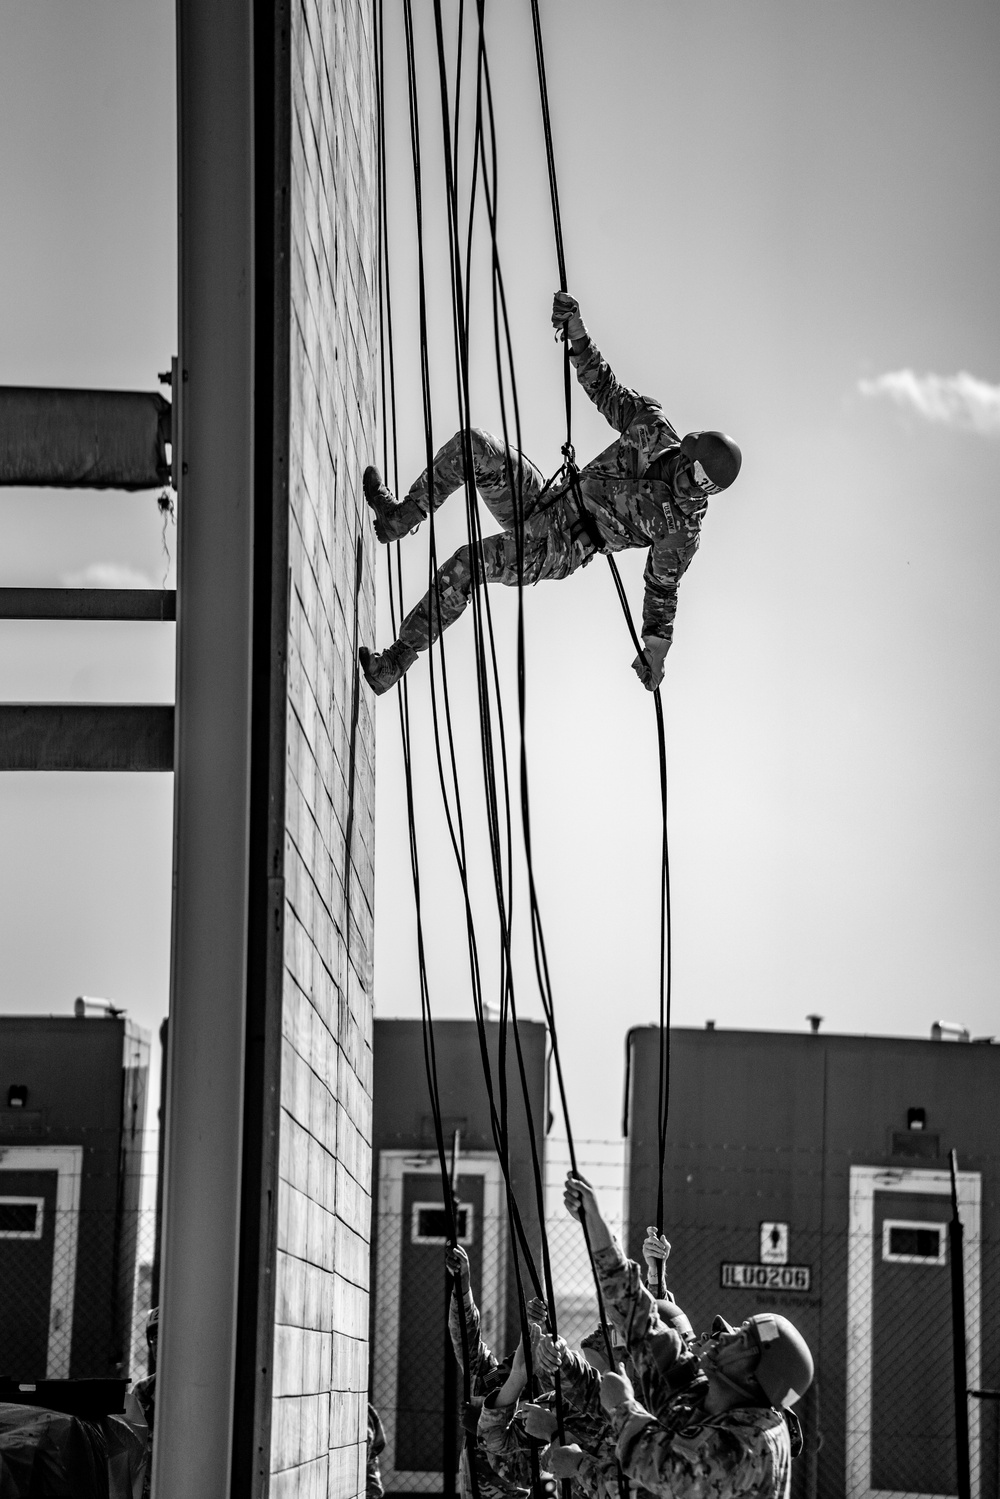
[{"left": 271, "top": 0, "right": 378, "bottom": 1493}]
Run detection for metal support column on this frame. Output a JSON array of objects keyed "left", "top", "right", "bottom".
[{"left": 152, "top": 0, "right": 255, "bottom": 1490}]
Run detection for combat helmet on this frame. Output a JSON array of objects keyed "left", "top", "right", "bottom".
[
  {"left": 679, "top": 430, "right": 742, "bottom": 491},
  {"left": 745, "top": 1313, "right": 813, "bottom": 1408}
]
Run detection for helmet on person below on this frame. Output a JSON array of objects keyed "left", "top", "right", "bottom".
[
  {"left": 145, "top": 1306, "right": 159, "bottom": 1346},
  {"left": 746, "top": 1313, "right": 813, "bottom": 1408},
  {"left": 680, "top": 431, "right": 742, "bottom": 491},
  {"left": 655, "top": 1297, "right": 694, "bottom": 1342}
]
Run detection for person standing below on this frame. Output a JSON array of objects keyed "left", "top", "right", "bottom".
[
  {"left": 446, "top": 1243, "right": 545, "bottom": 1499},
  {"left": 543, "top": 1176, "right": 812, "bottom": 1499}
]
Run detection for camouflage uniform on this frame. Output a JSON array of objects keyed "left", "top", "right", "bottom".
[
  {"left": 367, "top": 1404, "right": 386, "bottom": 1499},
  {"left": 393, "top": 336, "right": 707, "bottom": 659},
  {"left": 449, "top": 1287, "right": 528, "bottom": 1499},
  {"left": 478, "top": 1375, "right": 608, "bottom": 1499},
  {"left": 592, "top": 1241, "right": 792, "bottom": 1499}
]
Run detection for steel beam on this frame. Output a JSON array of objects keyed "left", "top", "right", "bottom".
[
  {"left": 0, "top": 704, "right": 174, "bottom": 771},
  {"left": 0, "top": 387, "right": 171, "bottom": 490},
  {"left": 0, "top": 589, "right": 176, "bottom": 622}
]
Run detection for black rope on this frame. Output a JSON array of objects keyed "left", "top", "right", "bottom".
[
  {"left": 426, "top": 12, "right": 569, "bottom": 1473},
  {"left": 446, "top": 0, "right": 626, "bottom": 1388},
  {"left": 526, "top": 0, "right": 673, "bottom": 1255},
  {"left": 389, "top": 35, "right": 589, "bottom": 1474},
  {"left": 390, "top": 3, "right": 610, "bottom": 1485},
  {"left": 374, "top": 9, "right": 482, "bottom": 1496},
  {"left": 378, "top": 13, "right": 664, "bottom": 1499}
]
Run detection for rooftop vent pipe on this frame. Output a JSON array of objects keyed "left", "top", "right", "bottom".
[{"left": 931, "top": 1021, "right": 970, "bottom": 1042}]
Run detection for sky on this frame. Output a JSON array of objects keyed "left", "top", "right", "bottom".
[{"left": 0, "top": 1, "right": 998, "bottom": 1152}]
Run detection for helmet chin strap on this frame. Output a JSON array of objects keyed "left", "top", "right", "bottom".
[
  {"left": 706, "top": 1363, "right": 765, "bottom": 1406},
  {"left": 703, "top": 1345, "right": 765, "bottom": 1405}
]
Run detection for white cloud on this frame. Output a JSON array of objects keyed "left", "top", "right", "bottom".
[
  {"left": 61, "top": 561, "right": 156, "bottom": 589},
  {"left": 858, "top": 369, "right": 1000, "bottom": 436}
]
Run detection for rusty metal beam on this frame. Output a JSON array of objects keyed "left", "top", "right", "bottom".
[
  {"left": 0, "top": 589, "right": 176, "bottom": 621},
  {"left": 0, "top": 704, "right": 174, "bottom": 770}
]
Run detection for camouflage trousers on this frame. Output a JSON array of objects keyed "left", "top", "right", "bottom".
[{"left": 394, "top": 429, "right": 599, "bottom": 656}]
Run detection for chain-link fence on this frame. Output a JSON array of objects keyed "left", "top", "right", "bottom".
[
  {"left": 371, "top": 1140, "right": 999, "bottom": 1499},
  {"left": 0, "top": 1145, "right": 158, "bottom": 1385},
  {"left": 6, "top": 1128, "right": 996, "bottom": 1499},
  {"left": 634, "top": 1154, "right": 1000, "bottom": 1499}
]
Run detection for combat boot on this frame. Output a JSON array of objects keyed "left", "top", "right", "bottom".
[
  {"left": 359, "top": 641, "right": 419, "bottom": 695},
  {"left": 363, "top": 466, "right": 424, "bottom": 544}
]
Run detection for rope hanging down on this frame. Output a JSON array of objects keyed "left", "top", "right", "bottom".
[
  {"left": 376, "top": 9, "right": 676, "bottom": 1492},
  {"left": 527, "top": 0, "right": 674, "bottom": 1260},
  {"left": 423, "top": 4, "right": 589, "bottom": 1475},
  {"left": 382, "top": 0, "right": 623, "bottom": 1469},
  {"left": 383, "top": 24, "right": 573, "bottom": 1490}
]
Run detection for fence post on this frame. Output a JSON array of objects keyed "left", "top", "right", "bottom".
[
  {"left": 949, "top": 1149, "right": 971, "bottom": 1499},
  {"left": 443, "top": 1131, "right": 461, "bottom": 1499}
]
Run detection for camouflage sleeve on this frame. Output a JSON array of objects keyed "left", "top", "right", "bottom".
[
  {"left": 612, "top": 1401, "right": 781, "bottom": 1499},
  {"left": 559, "top": 1349, "right": 606, "bottom": 1427},
  {"left": 571, "top": 1446, "right": 622, "bottom": 1499},
  {"left": 478, "top": 1402, "right": 534, "bottom": 1490},
  {"left": 570, "top": 339, "right": 659, "bottom": 436},
  {"left": 592, "top": 1241, "right": 661, "bottom": 1351},
  {"left": 450, "top": 1288, "right": 500, "bottom": 1399},
  {"left": 640, "top": 531, "right": 700, "bottom": 647}
]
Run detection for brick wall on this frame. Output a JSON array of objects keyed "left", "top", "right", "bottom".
[{"left": 271, "top": 1, "right": 378, "bottom": 1494}]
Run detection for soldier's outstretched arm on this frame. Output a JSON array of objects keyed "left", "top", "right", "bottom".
[
  {"left": 564, "top": 1174, "right": 686, "bottom": 1364},
  {"left": 551, "top": 291, "right": 652, "bottom": 435},
  {"left": 446, "top": 1244, "right": 499, "bottom": 1394},
  {"left": 633, "top": 530, "right": 701, "bottom": 691}
]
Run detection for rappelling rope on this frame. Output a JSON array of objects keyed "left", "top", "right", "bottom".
[
  {"left": 425, "top": 8, "right": 578, "bottom": 1483},
  {"left": 378, "top": 7, "right": 669, "bottom": 1491},
  {"left": 388, "top": 23, "right": 575, "bottom": 1477},
  {"left": 527, "top": 0, "right": 673, "bottom": 1279},
  {"left": 374, "top": 12, "right": 482, "bottom": 1497}
]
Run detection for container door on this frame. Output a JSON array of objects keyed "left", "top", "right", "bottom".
[
  {"left": 0, "top": 1170, "right": 59, "bottom": 1378},
  {"left": 871, "top": 1191, "right": 954, "bottom": 1494},
  {"left": 393, "top": 1171, "right": 485, "bottom": 1478},
  {"left": 373, "top": 1153, "right": 506, "bottom": 1495}
]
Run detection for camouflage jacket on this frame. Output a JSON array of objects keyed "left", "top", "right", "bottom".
[
  {"left": 566, "top": 338, "right": 708, "bottom": 649},
  {"left": 449, "top": 1287, "right": 516, "bottom": 1403},
  {"left": 479, "top": 1381, "right": 605, "bottom": 1499},
  {"left": 611, "top": 1398, "right": 791, "bottom": 1499},
  {"left": 593, "top": 1241, "right": 791, "bottom": 1499},
  {"left": 556, "top": 1350, "right": 634, "bottom": 1499},
  {"left": 449, "top": 1288, "right": 528, "bottom": 1499}
]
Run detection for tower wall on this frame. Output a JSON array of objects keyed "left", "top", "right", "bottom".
[{"left": 271, "top": 2, "right": 379, "bottom": 1494}]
